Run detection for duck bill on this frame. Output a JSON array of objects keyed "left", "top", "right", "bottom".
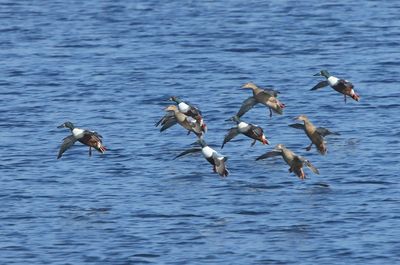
[
  {"left": 57, "top": 124, "right": 66, "bottom": 128},
  {"left": 313, "top": 72, "right": 321, "bottom": 76}
]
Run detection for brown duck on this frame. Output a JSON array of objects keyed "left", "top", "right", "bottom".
[
  {"left": 256, "top": 144, "right": 319, "bottom": 180},
  {"left": 158, "top": 105, "right": 203, "bottom": 137},
  {"left": 289, "top": 115, "right": 340, "bottom": 155},
  {"left": 235, "top": 82, "right": 285, "bottom": 118}
]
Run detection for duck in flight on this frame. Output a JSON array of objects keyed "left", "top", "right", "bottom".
[
  {"left": 312, "top": 70, "right": 360, "bottom": 103},
  {"left": 289, "top": 115, "right": 340, "bottom": 155},
  {"left": 235, "top": 82, "right": 285, "bottom": 118},
  {"left": 256, "top": 144, "right": 319, "bottom": 180},
  {"left": 175, "top": 138, "right": 229, "bottom": 177},
  {"left": 57, "top": 121, "right": 106, "bottom": 159},
  {"left": 221, "top": 116, "right": 269, "bottom": 149},
  {"left": 156, "top": 105, "right": 203, "bottom": 137},
  {"left": 169, "top": 96, "right": 207, "bottom": 132}
]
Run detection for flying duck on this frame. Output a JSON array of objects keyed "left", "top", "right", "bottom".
[
  {"left": 170, "top": 96, "right": 207, "bottom": 132},
  {"left": 289, "top": 114, "right": 340, "bottom": 155},
  {"left": 256, "top": 144, "right": 319, "bottom": 180},
  {"left": 157, "top": 105, "right": 203, "bottom": 137},
  {"left": 221, "top": 115, "right": 269, "bottom": 148},
  {"left": 175, "top": 138, "right": 229, "bottom": 177},
  {"left": 312, "top": 70, "right": 360, "bottom": 103},
  {"left": 235, "top": 82, "right": 285, "bottom": 118},
  {"left": 57, "top": 121, "right": 106, "bottom": 159}
]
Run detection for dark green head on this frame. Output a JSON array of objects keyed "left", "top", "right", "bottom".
[
  {"left": 314, "top": 70, "right": 331, "bottom": 78},
  {"left": 57, "top": 121, "right": 75, "bottom": 130},
  {"left": 169, "top": 96, "right": 182, "bottom": 104}
]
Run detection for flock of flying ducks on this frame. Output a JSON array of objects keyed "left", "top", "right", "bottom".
[{"left": 57, "top": 70, "right": 360, "bottom": 180}]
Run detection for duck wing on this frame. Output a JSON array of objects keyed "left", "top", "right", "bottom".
[
  {"left": 160, "top": 116, "right": 177, "bottom": 132},
  {"left": 221, "top": 127, "right": 239, "bottom": 149},
  {"left": 174, "top": 148, "right": 202, "bottom": 159},
  {"left": 155, "top": 111, "right": 174, "bottom": 127},
  {"left": 256, "top": 150, "right": 282, "bottom": 161},
  {"left": 311, "top": 81, "right": 329, "bottom": 90},
  {"left": 337, "top": 79, "right": 354, "bottom": 90},
  {"left": 316, "top": 127, "right": 340, "bottom": 137},
  {"left": 289, "top": 123, "right": 305, "bottom": 130},
  {"left": 261, "top": 88, "right": 280, "bottom": 97},
  {"left": 301, "top": 157, "right": 320, "bottom": 175},
  {"left": 250, "top": 125, "right": 264, "bottom": 138},
  {"left": 212, "top": 153, "right": 229, "bottom": 177},
  {"left": 57, "top": 135, "right": 77, "bottom": 159},
  {"left": 236, "top": 97, "right": 257, "bottom": 118}
]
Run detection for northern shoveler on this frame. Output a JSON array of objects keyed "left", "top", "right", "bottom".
[
  {"left": 157, "top": 105, "right": 203, "bottom": 137},
  {"left": 57, "top": 121, "right": 106, "bottom": 159},
  {"left": 289, "top": 115, "right": 340, "bottom": 155},
  {"left": 175, "top": 138, "right": 229, "bottom": 177},
  {"left": 312, "top": 70, "right": 360, "bottom": 103},
  {"left": 221, "top": 115, "right": 269, "bottom": 148},
  {"left": 256, "top": 144, "right": 319, "bottom": 180},
  {"left": 170, "top": 96, "right": 207, "bottom": 132},
  {"left": 235, "top": 82, "right": 285, "bottom": 118}
]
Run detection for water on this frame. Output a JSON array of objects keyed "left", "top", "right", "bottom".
[{"left": 1, "top": 0, "right": 400, "bottom": 264}]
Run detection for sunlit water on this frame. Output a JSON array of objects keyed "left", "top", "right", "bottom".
[{"left": 1, "top": 1, "right": 399, "bottom": 264}]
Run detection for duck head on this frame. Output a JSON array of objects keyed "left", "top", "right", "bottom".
[
  {"left": 241, "top": 82, "right": 258, "bottom": 90},
  {"left": 274, "top": 144, "right": 285, "bottom": 150},
  {"left": 314, "top": 70, "right": 330, "bottom": 78},
  {"left": 164, "top": 105, "right": 178, "bottom": 112},
  {"left": 57, "top": 121, "right": 74, "bottom": 130},
  {"left": 169, "top": 96, "right": 182, "bottom": 103},
  {"left": 294, "top": 114, "right": 309, "bottom": 122}
]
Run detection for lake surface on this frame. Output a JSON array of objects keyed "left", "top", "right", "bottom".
[{"left": 1, "top": 0, "right": 399, "bottom": 264}]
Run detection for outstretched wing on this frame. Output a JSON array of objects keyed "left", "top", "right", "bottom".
[
  {"left": 160, "top": 116, "right": 177, "bottom": 132},
  {"left": 303, "top": 158, "right": 320, "bottom": 174},
  {"left": 57, "top": 135, "right": 77, "bottom": 159},
  {"left": 256, "top": 150, "right": 281, "bottom": 161},
  {"left": 316, "top": 127, "right": 340, "bottom": 137},
  {"left": 311, "top": 81, "right": 329, "bottom": 90},
  {"left": 155, "top": 111, "right": 174, "bottom": 127},
  {"left": 289, "top": 123, "right": 305, "bottom": 130},
  {"left": 236, "top": 97, "right": 258, "bottom": 118},
  {"left": 260, "top": 87, "right": 280, "bottom": 97},
  {"left": 221, "top": 127, "right": 239, "bottom": 149},
  {"left": 174, "top": 148, "right": 202, "bottom": 159},
  {"left": 212, "top": 153, "right": 229, "bottom": 177}
]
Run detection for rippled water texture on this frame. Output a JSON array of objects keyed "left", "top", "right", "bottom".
[{"left": 1, "top": 1, "right": 400, "bottom": 264}]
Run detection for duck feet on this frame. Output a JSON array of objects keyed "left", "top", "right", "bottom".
[
  {"left": 305, "top": 143, "right": 312, "bottom": 151},
  {"left": 251, "top": 139, "right": 256, "bottom": 147},
  {"left": 269, "top": 108, "right": 272, "bottom": 118}
]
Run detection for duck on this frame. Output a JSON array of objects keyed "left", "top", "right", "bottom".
[
  {"left": 312, "top": 70, "right": 360, "bottom": 103},
  {"left": 289, "top": 114, "right": 340, "bottom": 155},
  {"left": 235, "top": 82, "right": 285, "bottom": 118},
  {"left": 159, "top": 105, "right": 203, "bottom": 137},
  {"left": 256, "top": 144, "right": 319, "bottom": 180},
  {"left": 170, "top": 96, "right": 207, "bottom": 132},
  {"left": 175, "top": 138, "right": 229, "bottom": 177},
  {"left": 57, "top": 121, "right": 106, "bottom": 159},
  {"left": 221, "top": 115, "right": 269, "bottom": 148}
]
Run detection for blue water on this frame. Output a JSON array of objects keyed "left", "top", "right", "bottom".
[{"left": 1, "top": 1, "right": 400, "bottom": 264}]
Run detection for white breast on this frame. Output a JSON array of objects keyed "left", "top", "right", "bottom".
[
  {"left": 178, "top": 102, "right": 190, "bottom": 113},
  {"left": 72, "top": 128, "right": 85, "bottom": 139},
  {"left": 202, "top": 146, "right": 214, "bottom": 158},
  {"left": 327, "top": 76, "right": 339, "bottom": 86},
  {"left": 238, "top": 121, "right": 249, "bottom": 133}
]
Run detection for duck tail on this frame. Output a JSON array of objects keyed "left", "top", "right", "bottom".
[{"left": 350, "top": 90, "right": 360, "bottom": 101}]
